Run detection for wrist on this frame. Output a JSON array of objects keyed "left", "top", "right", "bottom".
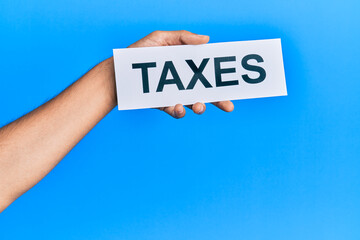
[{"left": 97, "top": 57, "right": 117, "bottom": 109}]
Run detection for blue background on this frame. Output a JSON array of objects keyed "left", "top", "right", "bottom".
[{"left": 1, "top": 0, "right": 360, "bottom": 239}]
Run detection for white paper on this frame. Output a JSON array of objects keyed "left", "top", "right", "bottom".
[{"left": 113, "top": 39, "right": 287, "bottom": 110}]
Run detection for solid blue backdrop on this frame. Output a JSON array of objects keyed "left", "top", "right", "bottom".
[{"left": 0, "top": 0, "right": 359, "bottom": 239}]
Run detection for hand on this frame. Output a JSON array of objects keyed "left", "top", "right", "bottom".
[{"left": 128, "top": 30, "right": 234, "bottom": 119}]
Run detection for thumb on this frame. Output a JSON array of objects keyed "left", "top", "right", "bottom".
[{"left": 177, "top": 31, "right": 210, "bottom": 45}]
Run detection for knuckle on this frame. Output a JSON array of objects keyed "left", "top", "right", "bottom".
[
  {"left": 179, "top": 30, "right": 190, "bottom": 35},
  {"left": 151, "top": 30, "right": 163, "bottom": 37}
]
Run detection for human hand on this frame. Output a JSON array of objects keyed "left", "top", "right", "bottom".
[{"left": 128, "top": 30, "right": 234, "bottom": 118}]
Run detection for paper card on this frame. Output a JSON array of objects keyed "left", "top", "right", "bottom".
[{"left": 113, "top": 39, "right": 287, "bottom": 110}]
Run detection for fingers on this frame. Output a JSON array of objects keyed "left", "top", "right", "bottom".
[
  {"left": 185, "top": 102, "right": 206, "bottom": 115},
  {"left": 160, "top": 101, "right": 233, "bottom": 118},
  {"left": 160, "top": 104, "right": 186, "bottom": 119},
  {"left": 187, "top": 101, "right": 234, "bottom": 114},
  {"left": 159, "top": 102, "right": 206, "bottom": 118},
  {"left": 159, "top": 101, "right": 233, "bottom": 118},
  {"left": 211, "top": 101, "right": 234, "bottom": 112}
]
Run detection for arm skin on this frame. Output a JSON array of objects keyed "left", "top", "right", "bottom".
[{"left": 0, "top": 30, "right": 234, "bottom": 212}]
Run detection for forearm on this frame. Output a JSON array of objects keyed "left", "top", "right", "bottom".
[
  {"left": 0, "top": 57, "right": 116, "bottom": 211},
  {"left": 0, "top": 30, "right": 234, "bottom": 213}
]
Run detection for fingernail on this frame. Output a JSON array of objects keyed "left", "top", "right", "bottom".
[
  {"left": 175, "top": 108, "right": 183, "bottom": 118},
  {"left": 198, "top": 105, "right": 205, "bottom": 114},
  {"left": 197, "top": 34, "right": 208, "bottom": 37}
]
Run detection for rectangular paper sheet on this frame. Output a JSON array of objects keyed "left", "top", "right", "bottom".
[{"left": 113, "top": 39, "right": 287, "bottom": 110}]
